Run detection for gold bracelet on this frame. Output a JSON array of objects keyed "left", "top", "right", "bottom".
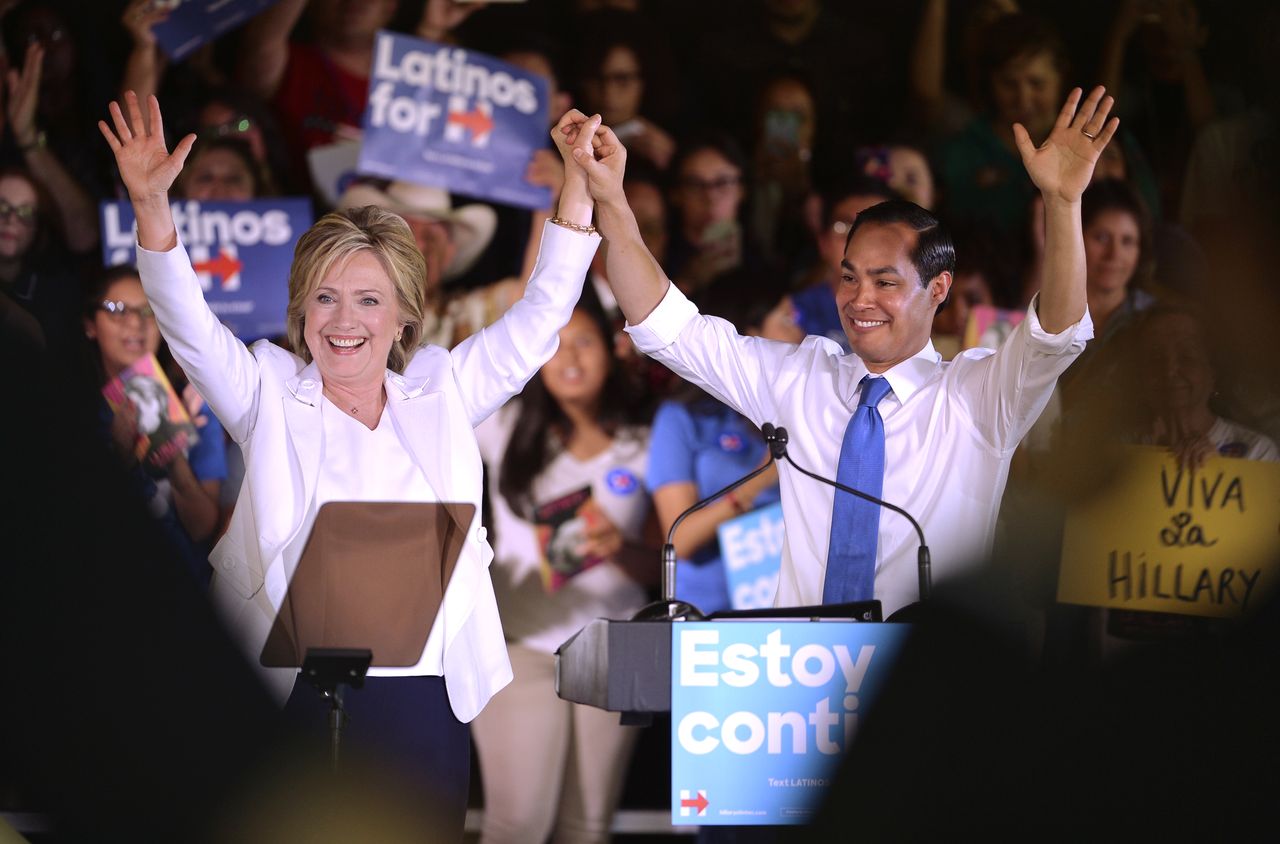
[{"left": 549, "top": 216, "right": 597, "bottom": 235}]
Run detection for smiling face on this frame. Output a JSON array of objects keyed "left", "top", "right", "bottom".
[
  {"left": 1084, "top": 209, "right": 1141, "bottom": 298},
  {"left": 85, "top": 276, "right": 161, "bottom": 381},
  {"left": 302, "top": 250, "right": 405, "bottom": 390},
  {"left": 837, "top": 222, "right": 951, "bottom": 373},
  {"left": 540, "top": 309, "right": 611, "bottom": 412}
]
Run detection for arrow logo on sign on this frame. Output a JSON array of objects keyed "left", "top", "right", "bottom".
[
  {"left": 192, "top": 249, "right": 244, "bottom": 288},
  {"left": 446, "top": 102, "right": 494, "bottom": 144},
  {"left": 680, "top": 791, "right": 709, "bottom": 814}
]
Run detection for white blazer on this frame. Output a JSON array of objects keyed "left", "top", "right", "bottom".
[{"left": 137, "top": 221, "right": 599, "bottom": 722}]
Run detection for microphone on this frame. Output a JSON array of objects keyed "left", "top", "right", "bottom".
[
  {"left": 765, "top": 424, "right": 932, "bottom": 603},
  {"left": 631, "top": 446, "right": 778, "bottom": 621}
]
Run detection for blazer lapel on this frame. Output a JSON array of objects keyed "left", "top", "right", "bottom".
[
  {"left": 282, "top": 362, "right": 324, "bottom": 512},
  {"left": 386, "top": 374, "right": 449, "bottom": 490}
]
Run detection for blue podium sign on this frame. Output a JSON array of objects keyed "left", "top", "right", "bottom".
[
  {"left": 359, "top": 31, "right": 552, "bottom": 210},
  {"left": 671, "top": 621, "right": 909, "bottom": 826},
  {"left": 718, "top": 503, "right": 784, "bottom": 610},
  {"left": 101, "top": 198, "right": 313, "bottom": 342}
]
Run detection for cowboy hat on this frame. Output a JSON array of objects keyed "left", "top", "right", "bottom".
[{"left": 336, "top": 180, "right": 498, "bottom": 282}]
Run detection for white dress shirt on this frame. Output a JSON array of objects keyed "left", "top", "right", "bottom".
[{"left": 626, "top": 283, "right": 1093, "bottom": 616}]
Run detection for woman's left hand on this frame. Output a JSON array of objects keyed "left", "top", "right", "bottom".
[{"left": 1013, "top": 86, "right": 1119, "bottom": 204}]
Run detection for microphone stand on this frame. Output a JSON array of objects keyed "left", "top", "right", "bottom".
[
  {"left": 631, "top": 459, "right": 778, "bottom": 621},
  {"left": 762, "top": 424, "right": 932, "bottom": 603}
]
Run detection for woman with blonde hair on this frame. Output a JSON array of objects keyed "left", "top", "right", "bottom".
[{"left": 99, "top": 92, "right": 606, "bottom": 840}]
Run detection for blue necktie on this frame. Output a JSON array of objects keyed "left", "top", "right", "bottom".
[{"left": 823, "top": 375, "right": 893, "bottom": 603}]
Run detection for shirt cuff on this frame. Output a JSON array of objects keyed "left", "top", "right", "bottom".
[
  {"left": 624, "top": 281, "right": 700, "bottom": 353},
  {"left": 1023, "top": 293, "right": 1094, "bottom": 352},
  {"left": 135, "top": 236, "right": 194, "bottom": 280}
]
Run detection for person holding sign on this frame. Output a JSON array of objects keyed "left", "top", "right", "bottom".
[
  {"left": 565, "top": 87, "right": 1118, "bottom": 617},
  {"left": 99, "top": 91, "right": 605, "bottom": 839}
]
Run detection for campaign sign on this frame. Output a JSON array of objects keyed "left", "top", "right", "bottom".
[
  {"left": 152, "top": 0, "right": 281, "bottom": 62},
  {"left": 359, "top": 31, "right": 552, "bottom": 210},
  {"left": 101, "top": 198, "right": 313, "bottom": 342},
  {"left": 1059, "top": 446, "right": 1280, "bottom": 618},
  {"left": 718, "top": 504, "right": 784, "bottom": 610},
  {"left": 671, "top": 621, "right": 909, "bottom": 826}
]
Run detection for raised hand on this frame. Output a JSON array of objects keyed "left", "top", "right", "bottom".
[
  {"left": 98, "top": 92, "right": 195, "bottom": 204},
  {"left": 1013, "top": 86, "right": 1119, "bottom": 205},
  {"left": 558, "top": 115, "right": 626, "bottom": 206},
  {"left": 122, "top": 0, "right": 169, "bottom": 48},
  {"left": 6, "top": 43, "right": 44, "bottom": 149}
]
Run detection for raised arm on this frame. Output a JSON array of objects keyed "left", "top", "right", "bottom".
[
  {"left": 450, "top": 111, "right": 601, "bottom": 425},
  {"left": 235, "top": 0, "right": 307, "bottom": 102},
  {"left": 560, "top": 117, "right": 668, "bottom": 325},
  {"left": 119, "top": 0, "right": 169, "bottom": 126},
  {"left": 8, "top": 45, "right": 99, "bottom": 253},
  {"left": 99, "top": 93, "right": 261, "bottom": 441},
  {"left": 1012, "top": 86, "right": 1119, "bottom": 333}
]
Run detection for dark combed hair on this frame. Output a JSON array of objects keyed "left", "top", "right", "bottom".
[
  {"left": 845, "top": 199, "right": 956, "bottom": 288},
  {"left": 820, "top": 175, "right": 901, "bottom": 226},
  {"left": 498, "top": 291, "right": 645, "bottom": 518}
]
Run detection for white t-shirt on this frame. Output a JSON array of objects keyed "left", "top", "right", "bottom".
[
  {"left": 475, "top": 402, "right": 651, "bottom": 654},
  {"left": 280, "top": 396, "right": 446, "bottom": 677}
]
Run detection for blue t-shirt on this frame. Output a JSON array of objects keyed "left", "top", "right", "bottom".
[
  {"left": 790, "top": 283, "right": 848, "bottom": 352},
  {"left": 647, "top": 399, "right": 780, "bottom": 614}
]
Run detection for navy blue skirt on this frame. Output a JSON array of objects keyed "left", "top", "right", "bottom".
[{"left": 283, "top": 675, "right": 470, "bottom": 841}]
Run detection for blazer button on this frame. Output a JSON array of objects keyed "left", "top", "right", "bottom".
[
  {"left": 220, "top": 558, "right": 234, "bottom": 571},
  {"left": 475, "top": 527, "right": 487, "bottom": 543}
]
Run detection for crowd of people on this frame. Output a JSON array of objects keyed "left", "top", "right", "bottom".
[{"left": 4, "top": 0, "right": 1279, "bottom": 841}]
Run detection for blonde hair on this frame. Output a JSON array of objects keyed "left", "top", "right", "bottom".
[{"left": 286, "top": 206, "right": 427, "bottom": 373}]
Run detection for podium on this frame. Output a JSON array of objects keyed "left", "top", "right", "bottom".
[
  {"left": 555, "top": 601, "right": 882, "bottom": 718},
  {"left": 557, "top": 606, "right": 910, "bottom": 827}
]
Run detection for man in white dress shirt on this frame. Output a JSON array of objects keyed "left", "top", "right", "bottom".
[{"left": 563, "top": 88, "right": 1120, "bottom": 616}]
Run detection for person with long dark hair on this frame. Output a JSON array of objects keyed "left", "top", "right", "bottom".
[{"left": 472, "top": 297, "right": 656, "bottom": 844}]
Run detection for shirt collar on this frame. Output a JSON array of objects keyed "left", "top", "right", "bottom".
[
  {"left": 838, "top": 340, "right": 942, "bottom": 406},
  {"left": 285, "top": 364, "right": 431, "bottom": 405}
]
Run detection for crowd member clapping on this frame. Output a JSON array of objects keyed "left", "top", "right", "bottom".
[
  {"left": 2, "top": 4, "right": 101, "bottom": 252},
  {"left": 472, "top": 299, "right": 655, "bottom": 844}
]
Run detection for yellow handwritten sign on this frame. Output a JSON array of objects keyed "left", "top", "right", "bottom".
[{"left": 1058, "top": 446, "right": 1280, "bottom": 618}]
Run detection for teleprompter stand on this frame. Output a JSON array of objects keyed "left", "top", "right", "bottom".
[{"left": 259, "top": 501, "right": 475, "bottom": 769}]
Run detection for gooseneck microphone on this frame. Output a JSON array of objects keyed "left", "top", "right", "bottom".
[
  {"left": 762, "top": 423, "right": 932, "bottom": 602},
  {"left": 631, "top": 454, "right": 778, "bottom": 621}
]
